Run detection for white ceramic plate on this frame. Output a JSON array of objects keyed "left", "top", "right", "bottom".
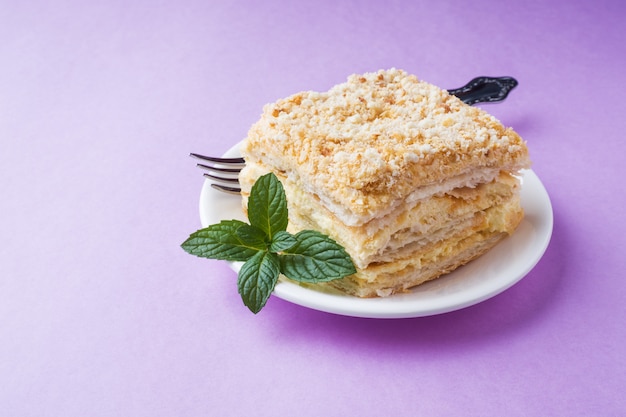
[{"left": 199, "top": 142, "right": 553, "bottom": 318}]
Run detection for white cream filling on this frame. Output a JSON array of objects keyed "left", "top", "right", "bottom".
[{"left": 312, "top": 168, "right": 501, "bottom": 227}]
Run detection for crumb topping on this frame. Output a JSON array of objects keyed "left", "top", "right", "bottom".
[{"left": 241, "top": 69, "right": 530, "bottom": 218}]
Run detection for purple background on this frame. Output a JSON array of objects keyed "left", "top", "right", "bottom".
[{"left": 1, "top": 0, "right": 625, "bottom": 415}]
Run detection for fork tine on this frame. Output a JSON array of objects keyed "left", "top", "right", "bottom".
[
  {"left": 190, "top": 153, "right": 245, "bottom": 165},
  {"left": 203, "top": 173, "right": 239, "bottom": 183},
  {"left": 196, "top": 163, "right": 241, "bottom": 173},
  {"left": 210, "top": 184, "right": 242, "bottom": 195}
]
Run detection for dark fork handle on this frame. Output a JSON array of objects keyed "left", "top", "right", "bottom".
[{"left": 448, "top": 76, "right": 518, "bottom": 105}]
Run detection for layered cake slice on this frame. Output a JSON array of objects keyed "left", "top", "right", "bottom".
[{"left": 238, "top": 69, "right": 530, "bottom": 297}]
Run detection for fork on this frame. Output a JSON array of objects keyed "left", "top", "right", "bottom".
[{"left": 192, "top": 76, "right": 518, "bottom": 194}]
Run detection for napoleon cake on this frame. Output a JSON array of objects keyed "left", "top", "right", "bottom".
[{"left": 238, "top": 69, "right": 530, "bottom": 297}]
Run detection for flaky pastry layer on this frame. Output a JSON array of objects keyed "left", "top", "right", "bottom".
[
  {"left": 241, "top": 161, "right": 522, "bottom": 269},
  {"left": 322, "top": 197, "right": 524, "bottom": 297}
]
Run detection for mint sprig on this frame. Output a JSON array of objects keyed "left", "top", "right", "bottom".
[{"left": 181, "top": 173, "right": 356, "bottom": 314}]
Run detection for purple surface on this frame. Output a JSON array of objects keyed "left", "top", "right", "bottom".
[{"left": 1, "top": 0, "right": 625, "bottom": 415}]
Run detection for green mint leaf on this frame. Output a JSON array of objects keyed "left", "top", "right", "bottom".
[
  {"left": 181, "top": 220, "right": 262, "bottom": 261},
  {"left": 235, "top": 224, "right": 268, "bottom": 249},
  {"left": 247, "top": 173, "right": 288, "bottom": 240},
  {"left": 269, "top": 230, "right": 297, "bottom": 252},
  {"left": 183, "top": 173, "right": 360, "bottom": 314},
  {"left": 238, "top": 251, "right": 280, "bottom": 314},
  {"left": 278, "top": 230, "right": 356, "bottom": 283}
]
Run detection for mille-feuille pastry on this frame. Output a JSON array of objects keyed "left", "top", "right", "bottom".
[{"left": 238, "top": 69, "right": 530, "bottom": 297}]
